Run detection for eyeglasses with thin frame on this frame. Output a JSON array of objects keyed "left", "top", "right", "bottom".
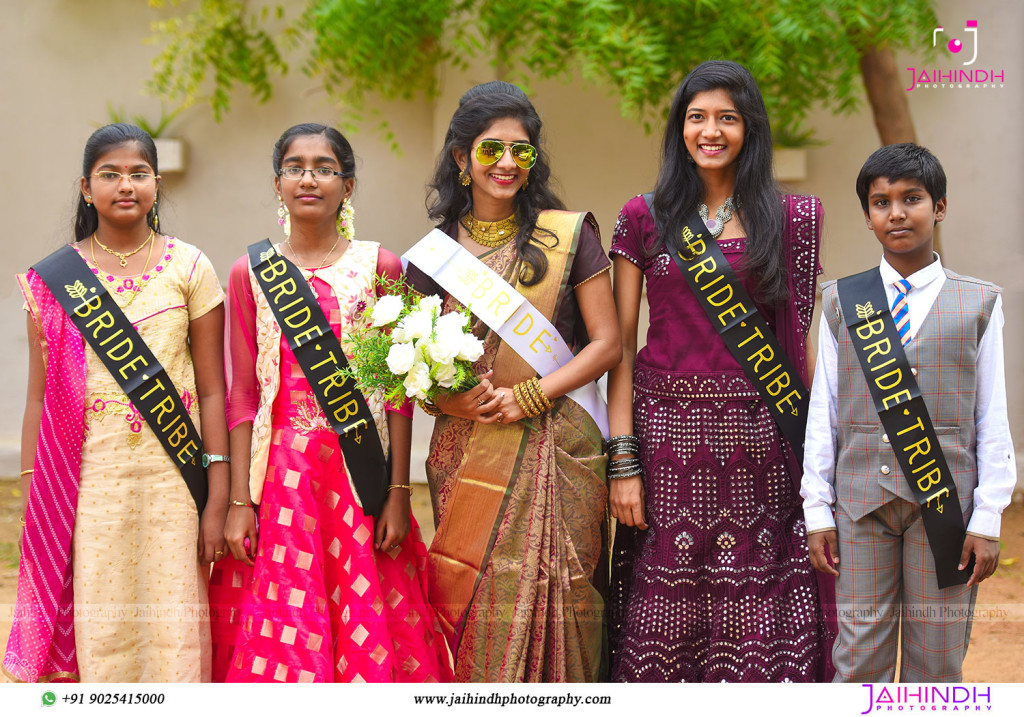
[
  {"left": 473, "top": 140, "right": 538, "bottom": 170},
  {"left": 279, "top": 166, "right": 347, "bottom": 181},
  {"left": 90, "top": 171, "right": 158, "bottom": 185}
]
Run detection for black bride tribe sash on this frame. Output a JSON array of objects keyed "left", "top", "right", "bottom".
[
  {"left": 642, "top": 193, "right": 809, "bottom": 462},
  {"left": 33, "top": 245, "right": 208, "bottom": 513},
  {"left": 837, "top": 268, "right": 972, "bottom": 588},
  {"left": 248, "top": 239, "right": 389, "bottom": 518}
]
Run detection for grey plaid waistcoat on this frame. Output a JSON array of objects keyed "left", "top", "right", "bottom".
[{"left": 821, "top": 269, "right": 1000, "bottom": 520}]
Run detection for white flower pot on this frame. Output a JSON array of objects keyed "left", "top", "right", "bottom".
[
  {"left": 773, "top": 147, "right": 807, "bottom": 182},
  {"left": 154, "top": 138, "right": 186, "bottom": 173}
]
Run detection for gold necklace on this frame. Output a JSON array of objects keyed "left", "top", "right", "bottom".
[
  {"left": 285, "top": 235, "right": 342, "bottom": 284},
  {"left": 461, "top": 213, "right": 519, "bottom": 248},
  {"left": 91, "top": 233, "right": 158, "bottom": 309},
  {"left": 93, "top": 229, "right": 155, "bottom": 267}
]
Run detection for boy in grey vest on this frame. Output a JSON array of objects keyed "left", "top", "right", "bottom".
[{"left": 800, "top": 143, "right": 1015, "bottom": 682}]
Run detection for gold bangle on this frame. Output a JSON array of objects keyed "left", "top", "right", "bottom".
[
  {"left": 420, "top": 400, "right": 442, "bottom": 417},
  {"left": 19, "top": 468, "right": 34, "bottom": 477},
  {"left": 19, "top": 517, "right": 27, "bottom": 527},
  {"left": 512, "top": 383, "right": 536, "bottom": 418},
  {"left": 516, "top": 383, "right": 540, "bottom": 417},
  {"left": 523, "top": 381, "right": 544, "bottom": 415},
  {"left": 522, "top": 379, "right": 545, "bottom": 415},
  {"left": 387, "top": 484, "right": 413, "bottom": 495},
  {"left": 534, "top": 377, "right": 553, "bottom": 410},
  {"left": 229, "top": 499, "right": 254, "bottom": 508},
  {"left": 523, "top": 382, "right": 543, "bottom": 417},
  {"left": 528, "top": 377, "right": 552, "bottom": 411}
]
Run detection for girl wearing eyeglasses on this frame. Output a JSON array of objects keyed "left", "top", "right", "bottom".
[
  {"left": 5, "top": 124, "right": 229, "bottom": 682},
  {"left": 606, "top": 61, "right": 834, "bottom": 682},
  {"left": 405, "top": 82, "right": 621, "bottom": 681},
  {"left": 208, "top": 123, "right": 451, "bottom": 683}
]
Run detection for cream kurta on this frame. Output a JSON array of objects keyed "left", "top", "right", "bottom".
[{"left": 24, "top": 237, "right": 223, "bottom": 682}]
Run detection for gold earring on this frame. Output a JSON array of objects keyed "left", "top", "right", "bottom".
[
  {"left": 521, "top": 176, "right": 529, "bottom": 190},
  {"left": 459, "top": 169, "right": 471, "bottom": 187}
]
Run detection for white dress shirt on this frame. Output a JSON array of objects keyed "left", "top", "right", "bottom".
[{"left": 800, "top": 254, "right": 1016, "bottom": 538}]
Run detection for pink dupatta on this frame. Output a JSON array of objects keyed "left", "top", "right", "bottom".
[{"left": 3, "top": 270, "right": 86, "bottom": 683}]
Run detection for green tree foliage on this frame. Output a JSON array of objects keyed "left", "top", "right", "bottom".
[{"left": 147, "top": 0, "right": 937, "bottom": 140}]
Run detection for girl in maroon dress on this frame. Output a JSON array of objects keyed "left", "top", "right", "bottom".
[{"left": 607, "top": 60, "right": 835, "bottom": 682}]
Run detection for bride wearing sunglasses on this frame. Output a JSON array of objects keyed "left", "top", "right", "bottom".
[{"left": 406, "top": 81, "right": 621, "bottom": 681}]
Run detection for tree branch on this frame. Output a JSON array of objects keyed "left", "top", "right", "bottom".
[{"left": 859, "top": 46, "right": 916, "bottom": 145}]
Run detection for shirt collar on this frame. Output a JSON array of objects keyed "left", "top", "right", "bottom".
[{"left": 879, "top": 252, "right": 944, "bottom": 290}]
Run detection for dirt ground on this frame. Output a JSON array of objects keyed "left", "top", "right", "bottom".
[{"left": 0, "top": 478, "right": 1021, "bottom": 681}]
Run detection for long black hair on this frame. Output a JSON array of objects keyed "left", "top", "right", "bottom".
[
  {"left": 427, "top": 81, "right": 564, "bottom": 286},
  {"left": 75, "top": 123, "right": 162, "bottom": 242},
  {"left": 272, "top": 123, "right": 356, "bottom": 218},
  {"left": 653, "top": 61, "right": 787, "bottom": 304}
]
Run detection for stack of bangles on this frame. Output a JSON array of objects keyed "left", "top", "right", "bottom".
[
  {"left": 513, "top": 377, "right": 552, "bottom": 418},
  {"left": 606, "top": 434, "right": 642, "bottom": 480}
]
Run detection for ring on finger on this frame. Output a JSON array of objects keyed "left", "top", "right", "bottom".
[
  {"left": 477, "top": 396, "right": 486, "bottom": 406},
  {"left": 496, "top": 413, "right": 504, "bottom": 423}
]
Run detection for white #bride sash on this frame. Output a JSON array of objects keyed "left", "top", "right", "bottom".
[{"left": 403, "top": 229, "right": 610, "bottom": 438}]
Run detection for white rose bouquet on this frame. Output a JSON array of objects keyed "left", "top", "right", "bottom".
[{"left": 339, "top": 278, "right": 484, "bottom": 408}]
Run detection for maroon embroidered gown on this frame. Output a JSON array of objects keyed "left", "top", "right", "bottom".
[{"left": 608, "top": 194, "right": 835, "bottom": 682}]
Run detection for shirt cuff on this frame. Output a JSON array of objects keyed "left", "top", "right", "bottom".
[
  {"left": 966, "top": 506, "right": 1003, "bottom": 540},
  {"left": 803, "top": 504, "right": 837, "bottom": 533}
]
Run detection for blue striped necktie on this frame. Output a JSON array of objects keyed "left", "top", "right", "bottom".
[{"left": 890, "top": 278, "right": 912, "bottom": 346}]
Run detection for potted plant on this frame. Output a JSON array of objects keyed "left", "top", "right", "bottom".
[
  {"left": 106, "top": 104, "right": 187, "bottom": 172},
  {"left": 772, "top": 124, "right": 822, "bottom": 183}
]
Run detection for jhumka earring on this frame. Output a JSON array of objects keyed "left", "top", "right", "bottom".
[
  {"left": 277, "top": 197, "right": 291, "bottom": 237},
  {"left": 337, "top": 198, "right": 355, "bottom": 242},
  {"left": 459, "top": 169, "right": 472, "bottom": 187},
  {"left": 152, "top": 198, "right": 160, "bottom": 233}
]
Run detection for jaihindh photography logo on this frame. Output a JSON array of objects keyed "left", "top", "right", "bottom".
[
  {"left": 859, "top": 684, "right": 994, "bottom": 713},
  {"left": 905, "top": 20, "right": 1005, "bottom": 90}
]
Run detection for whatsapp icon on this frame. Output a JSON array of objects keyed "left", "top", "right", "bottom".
[{"left": 41, "top": 691, "right": 57, "bottom": 706}]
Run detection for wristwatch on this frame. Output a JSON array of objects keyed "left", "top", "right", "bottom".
[{"left": 202, "top": 453, "right": 231, "bottom": 468}]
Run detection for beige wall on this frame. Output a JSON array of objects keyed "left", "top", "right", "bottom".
[
  {"left": 0, "top": 0, "right": 438, "bottom": 467},
  {"left": 2, "top": 0, "right": 1020, "bottom": 488},
  {"left": 797, "top": 0, "right": 1023, "bottom": 489}
]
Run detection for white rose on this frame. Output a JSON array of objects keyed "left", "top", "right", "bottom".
[
  {"left": 370, "top": 294, "right": 404, "bottom": 327},
  {"left": 432, "top": 359, "right": 458, "bottom": 388},
  {"left": 434, "top": 313, "right": 472, "bottom": 357},
  {"left": 399, "top": 309, "right": 433, "bottom": 341},
  {"left": 385, "top": 341, "right": 417, "bottom": 375},
  {"left": 418, "top": 294, "right": 443, "bottom": 316},
  {"left": 391, "top": 324, "right": 409, "bottom": 343},
  {"left": 457, "top": 334, "right": 485, "bottom": 362},
  {"left": 424, "top": 336, "right": 459, "bottom": 364},
  {"left": 435, "top": 310, "right": 469, "bottom": 333},
  {"left": 403, "top": 361, "right": 434, "bottom": 400}
]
